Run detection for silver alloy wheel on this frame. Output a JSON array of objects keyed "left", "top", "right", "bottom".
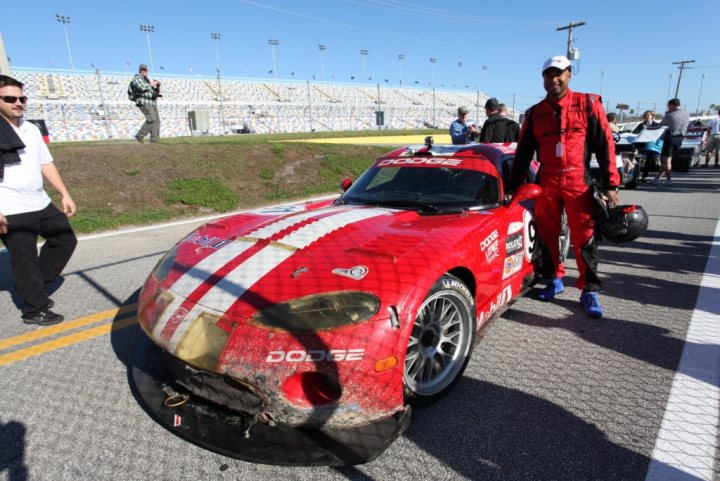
[{"left": 404, "top": 289, "right": 473, "bottom": 398}]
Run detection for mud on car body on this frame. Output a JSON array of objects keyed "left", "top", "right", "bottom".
[{"left": 134, "top": 140, "right": 543, "bottom": 465}]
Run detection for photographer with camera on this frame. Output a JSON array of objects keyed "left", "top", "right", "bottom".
[{"left": 131, "top": 64, "right": 161, "bottom": 143}]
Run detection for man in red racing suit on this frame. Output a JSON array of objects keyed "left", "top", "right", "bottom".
[{"left": 508, "top": 55, "right": 620, "bottom": 318}]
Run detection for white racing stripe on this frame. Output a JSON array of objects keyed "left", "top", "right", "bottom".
[
  {"left": 167, "top": 244, "right": 295, "bottom": 350},
  {"left": 281, "top": 207, "right": 392, "bottom": 249},
  {"left": 645, "top": 219, "right": 720, "bottom": 481},
  {"left": 155, "top": 206, "right": 392, "bottom": 351},
  {"left": 152, "top": 239, "right": 258, "bottom": 341}
]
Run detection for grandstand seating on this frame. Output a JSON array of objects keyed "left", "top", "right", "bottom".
[{"left": 14, "top": 68, "right": 513, "bottom": 142}]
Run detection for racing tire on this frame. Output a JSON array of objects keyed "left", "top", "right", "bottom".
[{"left": 403, "top": 274, "right": 476, "bottom": 406}]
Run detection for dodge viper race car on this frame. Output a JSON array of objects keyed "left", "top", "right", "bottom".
[{"left": 133, "top": 140, "right": 543, "bottom": 465}]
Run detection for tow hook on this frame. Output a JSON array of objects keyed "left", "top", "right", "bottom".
[{"left": 160, "top": 383, "right": 190, "bottom": 408}]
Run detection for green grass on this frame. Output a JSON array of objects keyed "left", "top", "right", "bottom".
[{"left": 46, "top": 129, "right": 442, "bottom": 233}]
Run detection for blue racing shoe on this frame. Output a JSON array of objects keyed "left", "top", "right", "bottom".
[
  {"left": 580, "top": 291, "right": 603, "bottom": 318},
  {"left": 537, "top": 278, "right": 564, "bottom": 301}
]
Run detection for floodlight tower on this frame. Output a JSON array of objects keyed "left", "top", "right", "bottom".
[
  {"left": 211, "top": 33, "right": 225, "bottom": 135},
  {"left": 55, "top": 14, "right": 75, "bottom": 70},
  {"left": 140, "top": 24, "right": 155, "bottom": 72},
  {"left": 398, "top": 54, "right": 404, "bottom": 85},
  {"left": 268, "top": 39, "right": 278, "bottom": 79},
  {"left": 360, "top": 50, "right": 369, "bottom": 83},
  {"left": 318, "top": 44, "right": 326, "bottom": 81}
]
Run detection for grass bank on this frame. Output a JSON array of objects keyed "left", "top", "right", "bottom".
[{"left": 48, "top": 129, "right": 441, "bottom": 233}]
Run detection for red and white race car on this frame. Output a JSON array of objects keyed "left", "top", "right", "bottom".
[{"left": 134, "top": 140, "right": 542, "bottom": 465}]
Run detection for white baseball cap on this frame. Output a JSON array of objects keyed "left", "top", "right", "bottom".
[{"left": 542, "top": 56, "right": 571, "bottom": 73}]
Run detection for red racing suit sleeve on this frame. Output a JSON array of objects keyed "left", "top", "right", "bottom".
[{"left": 586, "top": 96, "right": 620, "bottom": 189}]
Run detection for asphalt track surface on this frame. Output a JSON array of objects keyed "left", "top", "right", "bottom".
[{"left": 1, "top": 149, "right": 719, "bottom": 481}]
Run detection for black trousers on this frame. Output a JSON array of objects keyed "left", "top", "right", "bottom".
[{"left": 0, "top": 203, "right": 77, "bottom": 316}]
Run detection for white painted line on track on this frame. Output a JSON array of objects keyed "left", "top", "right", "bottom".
[{"left": 645, "top": 219, "right": 720, "bottom": 481}]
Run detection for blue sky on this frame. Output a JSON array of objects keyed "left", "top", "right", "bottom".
[{"left": 2, "top": 0, "right": 718, "bottom": 114}]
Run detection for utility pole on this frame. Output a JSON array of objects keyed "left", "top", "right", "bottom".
[
  {"left": 556, "top": 21, "right": 585, "bottom": 58},
  {"left": 672, "top": 59, "right": 695, "bottom": 99}
]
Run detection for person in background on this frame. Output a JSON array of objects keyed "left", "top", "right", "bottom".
[
  {"left": 0, "top": 74, "right": 77, "bottom": 325},
  {"left": 653, "top": 98, "right": 689, "bottom": 185},
  {"left": 705, "top": 108, "right": 720, "bottom": 167},
  {"left": 606, "top": 113, "right": 620, "bottom": 133},
  {"left": 132, "top": 64, "right": 162, "bottom": 143},
  {"left": 508, "top": 55, "right": 620, "bottom": 318},
  {"left": 450, "top": 105, "right": 479, "bottom": 145},
  {"left": 633, "top": 110, "right": 660, "bottom": 181},
  {"left": 479, "top": 98, "right": 520, "bottom": 142}
]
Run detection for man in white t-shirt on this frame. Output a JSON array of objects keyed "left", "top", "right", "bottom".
[
  {"left": 0, "top": 74, "right": 77, "bottom": 325},
  {"left": 706, "top": 109, "right": 720, "bottom": 167}
]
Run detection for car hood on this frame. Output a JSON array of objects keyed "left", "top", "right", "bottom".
[{"left": 163, "top": 204, "right": 494, "bottom": 318}]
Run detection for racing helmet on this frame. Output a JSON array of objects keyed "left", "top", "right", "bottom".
[{"left": 597, "top": 205, "right": 649, "bottom": 243}]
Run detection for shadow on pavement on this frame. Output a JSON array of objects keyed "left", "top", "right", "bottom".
[{"left": 0, "top": 419, "right": 29, "bottom": 481}]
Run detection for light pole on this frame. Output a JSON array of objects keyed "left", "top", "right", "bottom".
[
  {"left": 482, "top": 65, "right": 488, "bottom": 92},
  {"left": 268, "top": 39, "right": 278, "bottom": 79},
  {"left": 398, "top": 54, "right": 404, "bottom": 85},
  {"left": 429, "top": 58, "right": 436, "bottom": 87},
  {"left": 211, "top": 33, "right": 225, "bottom": 135},
  {"left": 600, "top": 70, "right": 605, "bottom": 97},
  {"left": 458, "top": 61, "right": 463, "bottom": 88},
  {"left": 140, "top": 24, "right": 155, "bottom": 72},
  {"left": 318, "top": 44, "right": 326, "bottom": 81},
  {"left": 55, "top": 14, "right": 74, "bottom": 70},
  {"left": 696, "top": 74, "right": 707, "bottom": 116},
  {"left": 360, "top": 50, "right": 368, "bottom": 83},
  {"left": 666, "top": 73, "right": 673, "bottom": 101}
]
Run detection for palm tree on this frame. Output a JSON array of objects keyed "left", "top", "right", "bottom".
[{"left": 615, "top": 103, "right": 630, "bottom": 122}]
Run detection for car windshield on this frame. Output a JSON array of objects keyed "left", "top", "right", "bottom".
[{"left": 338, "top": 165, "right": 500, "bottom": 212}]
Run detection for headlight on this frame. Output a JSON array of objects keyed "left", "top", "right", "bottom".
[
  {"left": 153, "top": 243, "right": 180, "bottom": 282},
  {"left": 252, "top": 292, "right": 380, "bottom": 331}
]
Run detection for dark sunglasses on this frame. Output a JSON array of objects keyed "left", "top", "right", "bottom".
[{"left": 0, "top": 95, "right": 28, "bottom": 104}]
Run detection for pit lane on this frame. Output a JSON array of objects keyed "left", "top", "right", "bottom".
[{"left": 1, "top": 153, "right": 719, "bottom": 481}]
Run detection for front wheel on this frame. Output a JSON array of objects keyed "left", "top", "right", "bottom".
[{"left": 403, "top": 274, "right": 476, "bottom": 406}]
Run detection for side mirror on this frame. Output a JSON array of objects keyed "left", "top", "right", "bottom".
[
  {"left": 507, "top": 183, "right": 541, "bottom": 208},
  {"left": 341, "top": 177, "right": 353, "bottom": 192}
]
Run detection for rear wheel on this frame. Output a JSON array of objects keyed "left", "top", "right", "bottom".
[{"left": 403, "top": 274, "right": 476, "bottom": 405}]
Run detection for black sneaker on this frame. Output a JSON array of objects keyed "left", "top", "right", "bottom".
[
  {"left": 47, "top": 298, "right": 54, "bottom": 309},
  {"left": 22, "top": 308, "right": 64, "bottom": 326}
]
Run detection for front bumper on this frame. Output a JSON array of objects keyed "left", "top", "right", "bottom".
[{"left": 131, "top": 338, "right": 411, "bottom": 466}]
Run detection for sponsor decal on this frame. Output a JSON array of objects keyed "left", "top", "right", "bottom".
[
  {"left": 332, "top": 265, "right": 369, "bottom": 280},
  {"left": 478, "top": 285, "right": 512, "bottom": 324},
  {"left": 186, "top": 234, "right": 230, "bottom": 249},
  {"left": 442, "top": 278, "right": 475, "bottom": 306},
  {"left": 378, "top": 158, "right": 462, "bottom": 166},
  {"left": 173, "top": 415, "right": 182, "bottom": 427},
  {"left": 502, "top": 252, "right": 524, "bottom": 279},
  {"left": 266, "top": 349, "right": 365, "bottom": 363},
  {"left": 505, "top": 233, "right": 523, "bottom": 255},
  {"left": 480, "top": 230, "right": 498, "bottom": 250},
  {"left": 167, "top": 307, "right": 189, "bottom": 330},
  {"left": 523, "top": 210, "right": 537, "bottom": 262},
  {"left": 507, "top": 221, "right": 524, "bottom": 235},
  {"left": 481, "top": 230, "right": 499, "bottom": 263}
]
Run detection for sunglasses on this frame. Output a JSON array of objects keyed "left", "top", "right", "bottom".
[{"left": 0, "top": 96, "right": 28, "bottom": 104}]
